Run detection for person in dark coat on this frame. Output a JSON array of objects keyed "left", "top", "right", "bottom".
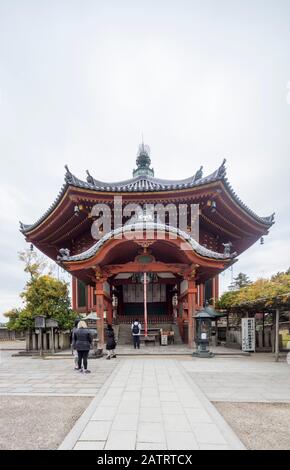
[
  {"left": 70, "top": 319, "right": 80, "bottom": 370},
  {"left": 73, "top": 320, "right": 92, "bottom": 373},
  {"left": 105, "top": 324, "right": 117, "bottom": 360}
]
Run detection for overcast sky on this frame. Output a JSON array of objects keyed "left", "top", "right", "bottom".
[{"left": 0, "top": 0, "right": 290, "bottom": 321}]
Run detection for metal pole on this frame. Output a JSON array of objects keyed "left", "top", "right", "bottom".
[
  {"left": 144, "top": 272, "right": 148, "bottom": 337},
  {"left": 275, "top": 308, "right": 279, "bottom": 362}
]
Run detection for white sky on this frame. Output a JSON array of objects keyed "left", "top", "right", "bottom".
[{"left": 0, "top": 0, "right": 290, "bottom": 321}]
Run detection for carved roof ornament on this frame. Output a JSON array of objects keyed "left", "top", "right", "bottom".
[
  {"left": 194, "top": 166, "right": 203, "bottom": 182},
  {"left": 57, "top": 248, "right": 70, "bottom": 261},
  {"left": 222, "top": 241, "right": 237, "bottom": 258},
  {"left": 86, "top": 170, "right": 94, "bottom": 185},
  {"left": 64, "top": 165, "right": 73, "bottom": 184},
  {"left": 269, "top": 212, "right": 275, "bottom": 223},
  {"left": 217, "top": 159, "right": 227, "bottom": 178}
]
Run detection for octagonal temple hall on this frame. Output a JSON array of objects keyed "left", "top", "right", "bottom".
[{"left": 20, "top": 144, "right": 274, "bottom": 347}]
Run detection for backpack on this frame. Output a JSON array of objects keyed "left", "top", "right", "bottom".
[{"left": 132, "top": 324, "right": 140, "bottom": 335}]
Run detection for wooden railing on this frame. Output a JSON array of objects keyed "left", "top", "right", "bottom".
[{"left": 116, "top": 315, "right": 173, "bottom": 325}]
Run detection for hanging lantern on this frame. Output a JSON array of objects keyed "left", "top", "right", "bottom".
[
  {"left": 172, "top": 293, "right": 178, "bottom": 307},
  {"left": 112, "top": 294, "right": 118, "bottom": 308}
]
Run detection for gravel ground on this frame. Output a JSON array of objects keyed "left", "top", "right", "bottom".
[
  {"left": 0, "top": 395, "right": 91, "bottom": 449},
  {"left": 214, "top": 402, "right": 290, "bottom": 450}
]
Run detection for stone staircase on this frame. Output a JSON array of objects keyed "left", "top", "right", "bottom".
[{"left": 117, "top": 323, "right": 183, "bottom": 346}]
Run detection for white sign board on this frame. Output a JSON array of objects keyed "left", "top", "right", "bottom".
[{"left": 242, "top": 318, "right": 255, "bottom": 352}]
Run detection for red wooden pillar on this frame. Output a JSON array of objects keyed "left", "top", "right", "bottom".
[
  {"left": 87, "top": 286, "right": 92, "bottom": 311},
  {"left": 187, "top": 278, "right": 197, "bottom": 348},
  {"left": 95, "top": 278, "right": 105, "bottom": 349},
  {"left": 214, "top": 275, "right": 219, "bottom": 303},
  {"left": 72, "top": 276, "right": 77, "bottom": 310}
]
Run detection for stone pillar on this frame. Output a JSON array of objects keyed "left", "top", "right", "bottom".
[
  {"left": 59, "top": 332, "right": 64, "bottom": 349},
  {"left": 32, "top": 332, "right": 37, "bottom": 350},
  {"left": 25, "top": 330, "right": 31, "bottom": 351},
  {"left": 37, "top": 331, "right": 42, "bottom": 350},
  {"left": 54, "top": 332, "right": 59, "bottom": 350},
  {"left": 49, "top": 328, "right": 56, "bottom": 353},
  {"left": 43, "top": 332, "right": 47, "bottom": 351}
]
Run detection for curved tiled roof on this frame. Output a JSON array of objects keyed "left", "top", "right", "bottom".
[
  {"left": 19, "top": 160, "right": 275, "bottom": 234},
  {"left": 59, "top": 222, "right": 237, "bottom": 263}
]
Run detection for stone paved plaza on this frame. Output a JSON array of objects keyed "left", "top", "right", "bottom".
[
  {"left": 60, "top": 359, "right": 244, "bottom": 450},
  {"left": 1, "top": 345, "right": 290, "bottom": 450},
  {"left": 182, "top": 355, "right": 290, "bottom": 402},
  {"left": 0, "top": 350, "right": 116, "bottom": 396}
]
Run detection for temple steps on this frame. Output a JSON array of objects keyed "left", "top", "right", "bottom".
[{"left": 116, "top": 323, "right": 183, "bottom": 346}]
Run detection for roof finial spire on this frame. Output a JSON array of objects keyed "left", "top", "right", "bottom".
[{"left": 133, "top": 140, "right": 154, "bottom": 178}]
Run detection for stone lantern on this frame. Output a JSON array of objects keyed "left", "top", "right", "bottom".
[{"left": 192, "top": 309, "right": 215, "bottom": 358}]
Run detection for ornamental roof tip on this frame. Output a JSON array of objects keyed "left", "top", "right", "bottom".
[
  {"left": 19, "top": 221, "right": 26, "bottom": 232},
  {"left": 217, "top": 158, "right": 227, "bottom": 178}
]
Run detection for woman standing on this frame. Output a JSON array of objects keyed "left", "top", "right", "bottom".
[
  {"left": 73, "top": 320, "right": 92, "bottom": 373},
  {"left": 105, "top": 324, "right": 117, "bottom": 360}
]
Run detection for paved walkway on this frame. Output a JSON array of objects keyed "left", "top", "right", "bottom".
[
  {"left": 182, "top": 355, "right": 290, "bottom": 402},
  {"left": 0, "top": 351, "right": 116, "bottom": 396},
  {"left": 60, "top": 359, "right": 244, "bottom": 450}
]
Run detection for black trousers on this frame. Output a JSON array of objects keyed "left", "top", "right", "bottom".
[
  {"left": 133, "top": 335, "right": 140, "bottom": 349},
  {"left": 77, "top": 350, "right": 89, "bottom": 370}
]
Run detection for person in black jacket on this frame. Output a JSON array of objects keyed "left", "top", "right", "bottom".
[
  {"left": 105, "top": 324, "right": 117, "bottom": 360},
  {"left": 70, "top": 319, "right": 80, "bottom": 370},
  {"left": 73, "top": 320, "right": 92, "bottom": 373}
]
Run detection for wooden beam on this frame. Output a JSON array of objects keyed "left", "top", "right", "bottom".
[{"left": 102, "top": 261, "right": 190, "bottom": 276}]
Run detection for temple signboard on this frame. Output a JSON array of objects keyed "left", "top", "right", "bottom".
[{"left": 242, "top": 318, "right": 255, "bottom": 352}]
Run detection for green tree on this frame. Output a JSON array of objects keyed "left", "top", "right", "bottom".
[
  {"left": 217, "top": 272, "right": 290, "bottom": 310},
  {"left": 228, "top": 272, "right": 251, "bottom": 291},
  {"left": 23, "top": 275, "right": 77, "bottom": 328},
  {"left": 4, "top": 249, "right": 77, "bottom": 331},
  {"left": 3, "top": 308, "right": 22, "bottom": 330}
]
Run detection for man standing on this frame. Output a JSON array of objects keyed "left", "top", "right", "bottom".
[{"left": 131, "top": 319, "right": 141, "bottom": 349}]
